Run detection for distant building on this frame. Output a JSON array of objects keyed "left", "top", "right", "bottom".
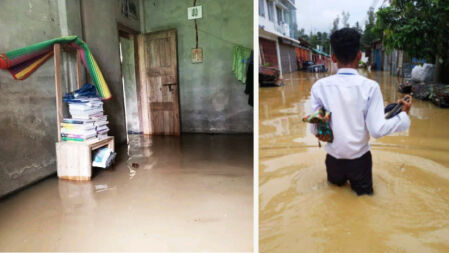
[
  {"left": 366, "top": 40, "right": 411, "bottom": 77},
  {"left": 295, "top": 37, "right": 332, "bottom": 72},
  {"left": 259, "top": 0, "right": 301, "bottom": 74}
]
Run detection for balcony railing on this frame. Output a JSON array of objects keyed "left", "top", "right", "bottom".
[
  {"left": 280, "top": 0, "right": 296, "bottom": 9},
  {"left": 275, "top": 22, "right": 291, "bottom": 38}
]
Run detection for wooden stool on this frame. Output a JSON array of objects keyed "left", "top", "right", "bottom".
[{"left": 56, "top": 136, "right": 114, "bottom": 181}]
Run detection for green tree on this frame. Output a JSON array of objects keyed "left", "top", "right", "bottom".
[
  {"left": 342, "top": 11, "right": 351, "bottom": 28},
  {"left": 331, "top": 15, "right": 340, "bottom": 33},
  {"left": 361, "top": 7, "right": 381, "bottom": 50},
  {"left": 298, "top": 28, "right": 307, "bottom": 38},
  {"left": 300, "top": 31, "right": 330, "bottom": 54},
  {"left": 374, "top": 0, "right": 449, "bottom": 82},
  {"left": 354, "top": 22, "right": 362, "bottom": 33}
]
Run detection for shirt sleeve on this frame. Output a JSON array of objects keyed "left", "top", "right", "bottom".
[
  {"left": 309, "top": 85, "right": 322, "bottom": 135},
  {"left": 365, "top": 85, "right": 411, "bottom": 138}
]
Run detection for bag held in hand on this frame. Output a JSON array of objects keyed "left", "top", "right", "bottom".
[{"left": 303, "top": 107, "right": 333, "bottom": 143}]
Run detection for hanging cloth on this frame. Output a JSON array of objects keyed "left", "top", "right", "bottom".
[
  {"left": 0, "top": 35, "right": 112, "bottom": 100},
  {"left": 232, "top": 45, "right": 252, "bottom": 83},
  {"left": 244, "top": 51, "right": 253, "bottom": 106}
]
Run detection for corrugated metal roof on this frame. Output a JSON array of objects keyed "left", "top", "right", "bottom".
[{"left": 312, "top": 48, "right": 330, "bottom": 57}]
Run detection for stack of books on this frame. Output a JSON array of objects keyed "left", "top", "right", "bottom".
[{"left": 61, "top": 97, "right": 110, "bottom": 142}]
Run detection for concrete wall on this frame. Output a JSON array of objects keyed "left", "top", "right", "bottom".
[
  {"left": 0, "top": 0, "right": 140, "bottom": 197},
  {"left": 143, "top": 0, "right": 253, "bottom": 133},
  {"left": 0, "top": 0, "right": 73, "bottom": 197}
]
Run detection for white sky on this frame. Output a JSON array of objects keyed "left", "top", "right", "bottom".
[{"left": 296, "top": 0, "right": 385, "bottom": 34}]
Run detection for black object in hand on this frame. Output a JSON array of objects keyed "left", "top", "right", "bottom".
[{"left": 385, "top": 96, "right": 410, "bottom": 119}]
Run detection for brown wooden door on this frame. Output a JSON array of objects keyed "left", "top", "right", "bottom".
[{"left": 137, "top": 29, "right": 180, "bottom": 135}]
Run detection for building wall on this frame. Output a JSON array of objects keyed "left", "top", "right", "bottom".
[
  {"left": 143, "top": 0, "right": 253, "bottom": 133},
  {"left": 259, "top": 0, "right": 296, "bottom": 39},
  {"left": 0, "top": 0, "right": 80, "bottom": 197}
]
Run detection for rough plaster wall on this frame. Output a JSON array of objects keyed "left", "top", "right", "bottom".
[
  {"left": 80, "top": 0, "right": 142, "bottom": 144},
  {"left": 144, "top": 0, "right": 253, "bottom": 133},
  {"left": 116, "top": 0, "right": 141, "bottom": 32},
  {"left": 0, "top": 0, "right": 75, "bottom": 196}
]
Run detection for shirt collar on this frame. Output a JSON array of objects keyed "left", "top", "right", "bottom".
[{"left": 337, "top": 68, "right": 359, "bottom": 75}]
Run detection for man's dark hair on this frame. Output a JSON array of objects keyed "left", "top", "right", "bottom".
[{"left": 330, "top": 28, "right": 361, "bottom": 64}]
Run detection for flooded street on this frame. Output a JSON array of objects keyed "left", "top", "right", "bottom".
[
  {"left": 0, "top": 135, "right": 253, "bottom": 252},
  {"left": 259, "top": 70, "right": 449, "bottom": 252}
]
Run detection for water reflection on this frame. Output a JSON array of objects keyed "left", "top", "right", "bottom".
[{"left": 259, "top": 70, "right": 449, "bottom": 252}]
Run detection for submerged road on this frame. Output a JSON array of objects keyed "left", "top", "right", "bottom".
[{"left": 259, "top": 70, "right": 449, "bottom": 252}]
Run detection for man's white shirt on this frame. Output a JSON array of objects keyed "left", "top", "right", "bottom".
[{"left": 310, "top": 68, "right": 410, "bottom": 159}]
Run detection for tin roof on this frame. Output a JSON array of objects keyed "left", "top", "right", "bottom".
[{"left": 312, "top": 48, "right": 330, "bottom": 57}]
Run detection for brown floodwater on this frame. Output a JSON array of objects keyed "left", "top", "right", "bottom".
[
  {"left": 0, "top": 134, "right": 253, "bottom": 251},
  {"left": 259, "top": 70, "right": 449, "bottom": 252}
]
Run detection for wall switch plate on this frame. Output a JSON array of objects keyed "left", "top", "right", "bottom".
[
  {"left": 192, "top": 48, "right": 203, "bottom": 63},
  {"left": 188, "top": 6, "right": 202, "bottom": 20}
]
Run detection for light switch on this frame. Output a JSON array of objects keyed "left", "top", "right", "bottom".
[{"left": 188, "top": 6, "right": 202, "bottom": 20}]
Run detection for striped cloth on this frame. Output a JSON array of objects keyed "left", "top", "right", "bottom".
[{"left": 0, "top": 35, "right": 111, "bottom": 100}]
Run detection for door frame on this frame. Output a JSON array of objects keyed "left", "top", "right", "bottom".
[{"left": 117, "top": 23, "right": 143, "bottom": 134}]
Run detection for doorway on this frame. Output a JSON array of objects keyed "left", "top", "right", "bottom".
[
  {"left": 119, "top": 26, "right": 142, "bottom": 136},
  {"left": 119, "top": 28, "right": 181, "bottom": 136}
]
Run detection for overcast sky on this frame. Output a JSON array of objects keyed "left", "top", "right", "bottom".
[{"left": 296, "top": 0, "right": 385, "bottom": 34}]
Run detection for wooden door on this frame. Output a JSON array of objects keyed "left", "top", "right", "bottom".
[{"left": 137, "top": 29, "right": 180, "bottom": 135}]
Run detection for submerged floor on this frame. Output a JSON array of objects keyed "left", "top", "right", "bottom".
[
  {"left": 0, "top": 134, "right": 253, "bottom": 252},
  {"left": 259, "top": 70, "right": 449, "bottom": 252}
]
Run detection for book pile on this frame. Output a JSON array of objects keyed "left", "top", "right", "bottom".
[{"left": 61, "top": 97, "right": 110, "bottom": 142}]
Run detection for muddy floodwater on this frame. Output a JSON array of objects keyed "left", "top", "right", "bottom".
[
  {"left": 259, "top": 70, "right": 449, "bottom": 252},
  {"left": 0, "top": 135, "right": 253, "bottom": 252}
]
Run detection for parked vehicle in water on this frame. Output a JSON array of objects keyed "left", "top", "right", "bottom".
[
  {"left": 307, "top": 64, "right": 327, "bottom": 72},
  {"left": 301, "top": 61, "right": 315, "bottom": 70}
]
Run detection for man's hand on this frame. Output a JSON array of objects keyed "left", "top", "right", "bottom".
[{"left": 398, "top": 95, "right": 412, "bottom": 114}]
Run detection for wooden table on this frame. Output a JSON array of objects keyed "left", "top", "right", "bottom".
[{"left": 56, "top": 136, "right": 114, "bottom": 181}]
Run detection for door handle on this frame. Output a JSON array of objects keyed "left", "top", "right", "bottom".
[{"left": 163, "top": 83, "right": 177, "bottom": 92}]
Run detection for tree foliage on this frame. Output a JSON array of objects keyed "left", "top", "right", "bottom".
[
  {"left": 373, "top": 0, "right": 449, "bottom": 63},
  {"left": 331, "top": 15, "right": 340, "bottom": 33},
  {"left": 341, "top": 11, "right": 351, "bottom": 28},
  {"left": 361, "top": 7, "right": 381, "bottom": 50},
  {"left": 301, "top": 31, "right": 330, "bottom": 54}
]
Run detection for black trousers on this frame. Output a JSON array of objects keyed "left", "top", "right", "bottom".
[{"left": 325, "top": 151, "right": 373, "bottom": 195}]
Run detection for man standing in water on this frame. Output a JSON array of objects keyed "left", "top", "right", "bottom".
[{"left": 309, "top": 28, "right": 412, "bottom": 195}]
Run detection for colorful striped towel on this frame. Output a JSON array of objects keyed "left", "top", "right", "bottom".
[{"left": 0, "top": 35, "right": 111, "bottom": 100}]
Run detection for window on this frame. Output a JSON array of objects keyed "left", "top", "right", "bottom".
[
  {"left": 259, "top": 0, "right": 265, "bottom": 17},
  {"left": 276, "top": 7, "right": 283, "bottom": 25},
  {"left": 284, "top": 10, "right": 291, "bottom": 24},
  {"left": 267, "top": 1, "right": 274, "bottom": 21}
]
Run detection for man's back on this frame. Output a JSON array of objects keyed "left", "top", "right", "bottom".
[{"left": 310, "top": 68, "right": 410, "bottom": 159}]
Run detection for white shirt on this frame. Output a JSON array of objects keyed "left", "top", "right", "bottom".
[{"left": 310, "top": 68, "right": 411, "bottom": 159}]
